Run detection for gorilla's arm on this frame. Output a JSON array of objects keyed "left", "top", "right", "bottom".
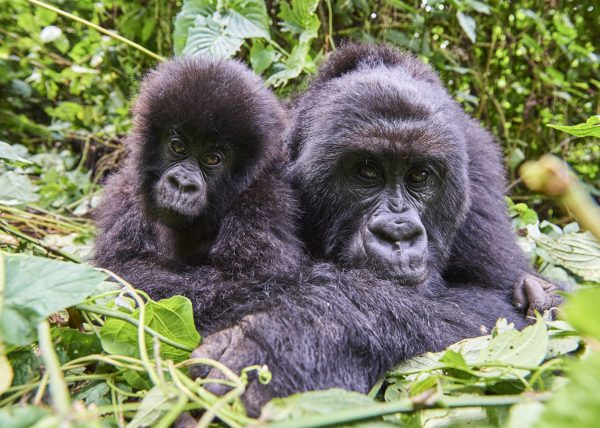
[{"left": 192, "top": 266, "right": 525, "bottom": 414}]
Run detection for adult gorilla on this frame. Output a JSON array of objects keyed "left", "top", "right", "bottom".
[{"left": 191, "top": 44, "right": 558, "bottom": 413}]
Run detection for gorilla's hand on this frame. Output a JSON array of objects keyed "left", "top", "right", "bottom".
[
  {"left": 189, "top": 324, "right": 270, "bottom": 416},
  {"left": 513, "top": 274, "right": 564, "bottom": 320}
]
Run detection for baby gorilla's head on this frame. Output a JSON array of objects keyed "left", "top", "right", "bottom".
[{"left": 127, "top": 57, "right": 286, "bottom": 227}]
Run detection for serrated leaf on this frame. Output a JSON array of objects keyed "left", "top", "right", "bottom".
[
  {"left": 100, "top": 296, "right": 200, "bottom": 362},
  {"left": 174, "top": 0, "right": 270, "bottom": 58},
  {"left": 477, "top": 316, "right": 548, "bottom": 368},
  {"left": 183, "top": 15, "right": 244, "bottom": 58},
  {"left": 457, "top": 12, "right": 477, "bottom": 43},
  {"left": 278, "top": 0, "right": 320, "bottom": 36},
  {"left": 0, "top": 254, "right": 107, "bottom": 346},
  {"left": 173, "top": 0, "right": 216, "bottom": 56},
  {"left": 535, "top": 232, "right": 600, "bottom": 281},
  {"left": 547, "top": 116, "right": 600, "bottom": 138}
]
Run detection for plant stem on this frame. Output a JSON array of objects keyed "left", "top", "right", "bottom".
[
  {"left": 265, "top": 393, "right": 552, "bottom": 428},
  {"left": 26, "top": 0, "right": 165, "bottom": 62},
  {"left": 0, "top": 221, "right": 80, "bottom": 262},
  {"left": 37, "top": 321, "right": 72, "bottom": 422}
]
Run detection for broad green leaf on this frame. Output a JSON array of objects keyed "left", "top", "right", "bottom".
[
  {"left": 262, "top": 389, "right": 374, "bottom": 422},
  {"left": 217, "top": 0, "right": 270, "bottom": 39},
  {"left": 477, "top": 316, "right": 548, "bottom": 368},
  {"left": 100, "top": 295, "right": 200, "bottom": 362},
  {"left": 127, "top": 385, "right": 178, "bottom": 428},
  {"left": 0, "top": 405, "right": 50, "bottom": 428},
  {"left": 0, "top": 254, "right": 106, "bottom": 346},
  {"left": 0, "top": 171, "right": 39, "bottom": 206},
  {"left": 174, "top": 0, "right": 270, "bottom": 58},
  {"left": 563, "top": 287, "right": 600, "bottom": 340},
  {"left": 183, "top": 16, "right": 244, "bottom": 58},
  {"left": 547, "top": 115, "right": 600, "bottom": 138},
  {"left": 7, "top": 347, "right": 40, "bottom": 387},
  {"left": 535, "top": 354, "right": 600, "bottom": 428},
  {"left": 535, "top": 232, "right": 600, "bottom": 281},
  {"left": 173, "top": 0, "right": 216, "bottom": 56},
  {"left": 457, "top": 12, "right": 477, "bottom": 43},
  {"left": 250, "top": 41, "right": 280, "bottom": 75},
  {"left": 278, "top": 0, "right": 320, "bottom": 37},
  {"left": 52, "top": 327, "right": 103, "bottom": 360},
  {"left": 0, "top": 141, "right": 32, "bottom": 164}
]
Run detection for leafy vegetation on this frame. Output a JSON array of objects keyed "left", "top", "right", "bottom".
[{"left": 0, "top": 0, "right": 599, "bottom": 427}]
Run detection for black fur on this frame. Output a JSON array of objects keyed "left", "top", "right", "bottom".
[
  {"left": 92, "top": 57, "right": 304, "bottom": 332},
  {"left": 191, "top": 44, "right": 539, "bottom": 414}
]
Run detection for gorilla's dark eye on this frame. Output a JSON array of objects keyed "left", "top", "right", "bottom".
[
  {"left": 357, "top": 162, "right": 380, "bottom": 180},
  {"left": 169, "top": 138, "right": 187, "bottom": 156},
  {"left": 406, "top": 167, "right": 430, "bottom": 185},
  {"left": 201, "top": 152, "right": 223, "bottom": 167}
]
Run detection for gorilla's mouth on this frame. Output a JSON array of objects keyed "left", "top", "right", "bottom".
[
  {"left": 154, "top": 186, "right": 204, "bottom": 221},
  {"left": 350, "top": 228, "right": 429, "bottom": 285}
]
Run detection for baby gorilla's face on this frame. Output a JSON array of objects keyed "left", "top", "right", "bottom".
[{"left": 152, "top": 129, "right": 231, "bottom": 225}]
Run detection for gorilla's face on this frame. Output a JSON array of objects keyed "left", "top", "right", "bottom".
[
  {"left": 151, "top": 128, "right": 233, "bottom": 225},
  {"left": 340, "top": 152, "right": 444, "bottom": 284},
  {"left": 289, "top": 73, "right": 471, "bottom": 283}
]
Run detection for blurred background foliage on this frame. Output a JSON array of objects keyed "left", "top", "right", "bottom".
[
  {"left": 1, "top": 0, "right": 599, "bottom": 224},
  {"left": 0, "top": 0, "right": 598, "bottom": 223}
]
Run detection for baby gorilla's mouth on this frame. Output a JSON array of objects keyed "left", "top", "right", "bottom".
[{"left": 154, "top": 184, "right": 204, "bottom": 221}]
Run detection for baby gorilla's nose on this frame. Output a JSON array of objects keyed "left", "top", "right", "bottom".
[{"left": 166, "top": 170, "right": 200, "bottom": 194}]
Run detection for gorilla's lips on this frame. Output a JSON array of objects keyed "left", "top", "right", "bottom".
[
  {"left": 153, "top": 184, "right": 205, "bottom": 223},
  {"left": 361, "top": 228, "right": 429, "bottom": 285}
]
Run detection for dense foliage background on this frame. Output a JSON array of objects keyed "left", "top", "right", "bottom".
[{"left": 0, "top": 0, "right": 599, "bottom": 427}]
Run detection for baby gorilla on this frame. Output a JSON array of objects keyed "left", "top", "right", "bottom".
[{"left": 93, "top": 57, "right": 303, "bottom": 332}]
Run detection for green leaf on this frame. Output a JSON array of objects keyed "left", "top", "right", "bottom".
[
  {"left": 100, "top": 296, "right": 200, "bottom": 362},
  {"left": 250, "top": 41, "right": 280, "bottom": 75},
  {"left": 0, "top": 141, "right": 32, "bottom": 164},
  {"left": 535, "top": 354, "right": 600, "bottom": 428},
  {"left": 52, "top": 327, "right": 103, "bottom": 360},
  {"left": 547, "top": 116, "right": 600, "bottom": 138},
  {"left": 0, "top": 405, "right": 50, "bottom": 428},
  {"left": 563, "top": 287, "right": 600, "bottom": 340},
  {"left": 477, "top": 316, "right": 548, "bottom": 368},
  {"left": 174, "top": 0, "right": 270, "bottom": 58},
  {"left": 0, "top": 254, "right": 106, "bottom": 346},
  {"left": 183, "top": 16, "right": 244, "bottom": 58},
  {"left": 127, "top": 385, "right": 177, "bottom": 428},
  {"left": 457, "top": 12, "right": 477, "bottom": 43},
  {"left": 7, "top": 347, "right": 40, "bottom": 387},
  {"left": 173, "top": 0, "right": 216, "bottom": 56},
  {"left": 535, "top": 232, "right": 600, "bottom": 281},
  {"left": 0, "top": 344, "right": 12, "bottom": 394},
  {"left": 0, "top": 171, "right": 39, "bottom": 206},
  {"left": 262, "top": 388, "right": 375, "bottom": 422},
  {"left": 278, "top": 0, "right": 320, "bottom": 38}
]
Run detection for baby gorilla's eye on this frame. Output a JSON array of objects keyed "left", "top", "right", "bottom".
[
  {"left": 357, "top": 161, "right": 380, "bottom": 180},
  {"left": 202, "top": 152, "right": 223, "bottom": 167},
  {"left": 169, "top": 138, "right": 187, "bottom": 156},
  {"left": 406, "top": 167, "right": 430, "bottom": 184}
]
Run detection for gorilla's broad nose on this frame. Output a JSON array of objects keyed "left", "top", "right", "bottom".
[
  {"left": 166, "top": 170, "right": 200, "bottom": 194},
  {"left": 367, "top": 217, "right": 424, "bottom": 249}
]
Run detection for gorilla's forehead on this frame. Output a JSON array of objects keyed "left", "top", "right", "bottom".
[{"left": 303, "top": 69, "right": 464, "bottom": 161}]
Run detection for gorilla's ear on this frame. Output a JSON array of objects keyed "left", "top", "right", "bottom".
[{"left": 314, "top": 42, "right": 440, "bottom": 85}]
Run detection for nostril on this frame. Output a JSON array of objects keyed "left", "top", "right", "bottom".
[
  {"left": 167, "top": 174, "right": 180, "bottom": 189},
  {"left": 181, "top": 183, "right": 199, "bottom": 193}
]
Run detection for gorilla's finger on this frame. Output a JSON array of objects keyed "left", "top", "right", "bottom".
[
  {"left": 512, "top": 278, "right": 528, "bottom": 312},
  {"left": 189, "top": 327, "right": 237, "bottom": 379},
  {"left": 174, "top": 413, "right": 197, "bottom": 428}
]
